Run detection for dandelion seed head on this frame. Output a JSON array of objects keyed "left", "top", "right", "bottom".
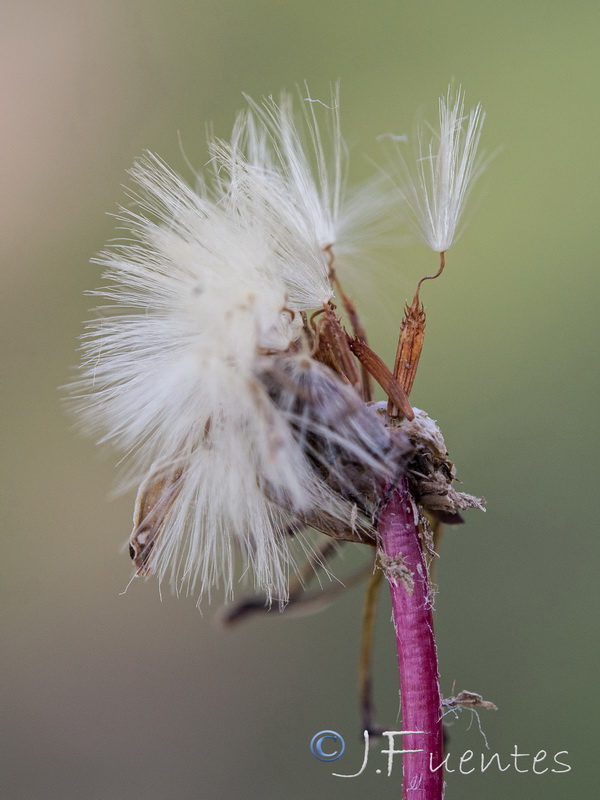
[
  {"left": 70, "top": 121, "right": 408, "bottom": 605},
  {"left": 69, "top": 84, "right": 487, "bottom": 606}
]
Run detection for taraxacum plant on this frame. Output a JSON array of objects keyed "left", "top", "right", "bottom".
[{"left": 70, "top": 85, "right": 493, "bottom": 800}]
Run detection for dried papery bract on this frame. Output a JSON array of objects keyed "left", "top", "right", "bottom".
[{"left": 130, "top": 461, "right": 185, "bottom": 575}]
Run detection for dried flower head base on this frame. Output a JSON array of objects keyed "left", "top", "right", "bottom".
[{"left": 70, "top": 86, "right": 494, "bottom": 800}]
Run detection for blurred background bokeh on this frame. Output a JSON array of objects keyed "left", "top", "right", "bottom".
[{"left": 2, "top": 1, "right": 599, "bottom": 798}]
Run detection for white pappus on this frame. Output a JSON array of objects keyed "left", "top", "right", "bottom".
[
  {"left": 391, "top": 86, "right": 487, "bottom": 253},
  {"left": 69, "top": 86, "right": 486, "bottom": 606},
  {"left": 71, "top": 93, "right": 410, "bottom": 605}
]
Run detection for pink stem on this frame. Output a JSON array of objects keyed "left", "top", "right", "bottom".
[{"left": 378, "top": 478, "right": 444, "bottom": 800}]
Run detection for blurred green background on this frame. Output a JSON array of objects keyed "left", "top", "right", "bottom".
[{"left": 2, "top": 0, "right": 599, "bottom": 798}]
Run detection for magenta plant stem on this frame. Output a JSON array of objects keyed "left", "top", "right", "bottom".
[{"left": 378, "top": 477, "right": 444, "bottom": 800}]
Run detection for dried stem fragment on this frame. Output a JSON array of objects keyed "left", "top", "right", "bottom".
[
  {"left": 358, "top": 567, "right": 385, "bottom": 736},
  {"left": 442, "top": 690, "right": 497, "bottom": 712},
  {"left": 346, "top": 335, "right": 414, "bottom": 420},
  {"left": 324, "top": 244, "right": 373, "bottom": 402}
]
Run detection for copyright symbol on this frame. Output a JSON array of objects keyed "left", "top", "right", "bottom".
[{"left": 310, "top": 730, "right": 345, "bottom": 762}]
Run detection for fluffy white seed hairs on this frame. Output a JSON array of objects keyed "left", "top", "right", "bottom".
[
  {"left": 211, "top": 86, "right": 395, "bottom": 273},
  {"left": 70, "top": 94, "right": 410, "bottom": 605},
  {"left": 71, "top": 86, "right": 485, "bottom": 605},
  {"left": 393, "top": 86, "right": 486, "bottom": 253}
]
